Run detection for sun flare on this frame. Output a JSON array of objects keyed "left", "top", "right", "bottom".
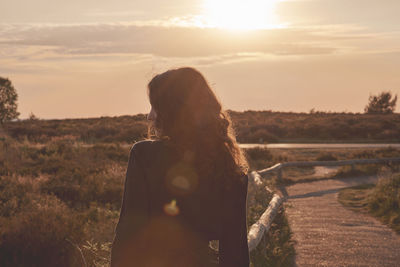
[{"left": 203, "top": 0, "right": 281, "bottom": 30}]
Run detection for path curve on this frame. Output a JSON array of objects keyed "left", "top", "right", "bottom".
[{"left": 284, "top": 176, "right": 400, "bottom": 267}]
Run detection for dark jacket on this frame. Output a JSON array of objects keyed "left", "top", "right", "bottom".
[{"left": 111, "top": 140, "right": 249, "bottom": 267}]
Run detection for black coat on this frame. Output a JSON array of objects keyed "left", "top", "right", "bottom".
[{"left": 111, "top": 140, "right": 249, "bottom": 267}]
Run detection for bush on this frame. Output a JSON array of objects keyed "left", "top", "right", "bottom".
[
  {"left": 316, "top": 153, "right": 338, "bottom": 161},
  {"left": 41, "top": 170, "right": 124, "bottom": 209},
  {"left": 0, "top": 195, "right": 87, "bottom": 267},
  {"left": 0, "top": 176, "right": 33, "bottom": 217},
  {"left": 250, "top": 208, "right": 295, "bottom": 267},
  {"left": 247, "top": 177, "right": 295, "bottom": 266},
  {"left": 368, "top": 173, "right": 400, "bottom": 232},
  {"left": 245, "top": 148, "right": 275, "bottom": 171}
]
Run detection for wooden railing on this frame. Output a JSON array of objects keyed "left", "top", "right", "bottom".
[{"left": 247, "top": 156, "right": 400, "bottom": 252}]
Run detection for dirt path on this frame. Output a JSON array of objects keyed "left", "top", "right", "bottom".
[{"left": 284, "top": 176, "right": 400, "bottom": 267}]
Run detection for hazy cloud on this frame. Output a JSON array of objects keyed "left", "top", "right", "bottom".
[
  {"left": 277, "top": 0, "right": 400, "bottom": 31},
  {"left": 0, "top": 23, "right": 368, "bottom": 60},
  {"left": 0, "top": 0, "right": 202, "bottom": 23}
]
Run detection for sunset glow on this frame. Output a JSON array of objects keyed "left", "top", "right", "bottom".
[
  {"left": 202, "top": 0, "right": 281, "bottom": 30},
  {"left": 1, "top": 0, "right": 399, "bottom": 118}
]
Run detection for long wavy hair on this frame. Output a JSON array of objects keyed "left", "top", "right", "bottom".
[{"left": 147, "top": 67, "right": 248, "bottom": 183}]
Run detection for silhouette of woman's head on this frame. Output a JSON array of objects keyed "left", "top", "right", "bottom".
[
  {"left": 147, "top": 67, "right": 247, "bottom": 177},
  {"left": 148, "top": 67, "right": 221, "bottom": 141}
]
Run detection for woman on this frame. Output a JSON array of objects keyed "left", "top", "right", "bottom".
[{"left": 111, "top": 67, "right": 249, "bottom": 267}]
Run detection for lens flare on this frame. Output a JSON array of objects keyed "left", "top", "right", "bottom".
[
  {"left": 165, "top": 161, "right": 199, "bottom": 196},
  {"left": 163, "top": 199, "right": 180, "bottom": 216},
  {"left": 171, "top": 175, "right": 191, "bottom": 191}
]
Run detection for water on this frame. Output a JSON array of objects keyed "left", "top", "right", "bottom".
[{"left": 239, "top": 143, "right": 400, "bottom": 149}]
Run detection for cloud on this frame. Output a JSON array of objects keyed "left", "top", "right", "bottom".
[
  {"left": 1, "top": 20, "right": 399, "bottom": 71},
  {"left": 276, "top": 0, "right": 400, "bottom": 31},
  {"left": 0, "top": 23, "right": 347, "bottom": 58}
]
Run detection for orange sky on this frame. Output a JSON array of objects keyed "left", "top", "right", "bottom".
[{"left": 1, "top": 0, "right": 399, "bottom": 118}]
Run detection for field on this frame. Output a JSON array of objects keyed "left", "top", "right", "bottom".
[
  {"left": 1, "top": 111, "right": 399, "bottom": 266},
  {"left": 0, "top": 135, "right": 295, "bottom": 266},
  {"left": 3, "top": 111, "right": 400, "bottom": 144}
]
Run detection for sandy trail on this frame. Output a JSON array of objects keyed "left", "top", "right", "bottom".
[{"left": 284, "top": 176, "right": 400, "bottom": 267}]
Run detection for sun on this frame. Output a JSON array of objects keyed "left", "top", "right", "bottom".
[{"left": 202, "top": 0, "right": 281, "bottom": 30}]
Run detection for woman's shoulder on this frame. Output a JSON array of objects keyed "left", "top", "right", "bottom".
[
  {"left": 130, "top": 139, "right": 162, "bottom": 151},
  {"left": 129, "top": 139, "right": 171, "bottom": 162}
]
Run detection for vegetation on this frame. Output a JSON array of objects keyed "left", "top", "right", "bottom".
[
  {"left": 247, "top": 177, "right": 295, "bottom": 267},
  {"left": 0, "top": 77, "right": 19, "bottom": 124},
  {"left": 3, "top": 114, "right": 148, "bottom": 144},
  {"left": 364, "top": 91, "right": 397, "bottom": 114},
  {"left": 2, "top": 110, "right": 399, "bottom": 266},
  {"left": 3, "top": 111, "right": 400, "bottom": 144},
  {"left": 338, "top": 173, "right": 400, "bottom": 233},
  {"left": 329, "top": 148, "right": 400, "bottom": 180},
  {"left": 0, "top": 137, "right": 125, "bottom": 266},
  {"left": 245, "top": 146, "right": 400, "bottom": 184},
  {"left": 230, "top": 111, "right": 400, "bottom": 143},
  {"left": 0, "top": 134, "right": 295, "bottom": 266},
  {"left": 369, "top": 173, "right": 400, "bottom": 232},
  {"left": 244, "top": 147, "right": 286, "bottom": 171}
]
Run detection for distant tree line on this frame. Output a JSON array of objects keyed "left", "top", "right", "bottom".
[
  {"left": 3, "top": 111, "right": 399, "bottom": 144},
  {"left": 1, "top": 76, "right": 398, "bottom": 143}
]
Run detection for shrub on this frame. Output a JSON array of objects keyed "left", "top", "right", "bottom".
[
  {"left": 0, "top": 176, "right": 33, "bottom": 217},
  {"left": 245, "top": 147, "right": 275, "bottom": 170},
  {"left": 0, "top": 195, "right": 87, "bottom": 267},
  {"left": 316, "top": 153, "right": 338, "bottom": 161},
  {"left": 368, "top": 173, "right": 400, "bottom": 232},
  {"left": 247, "top": 177, "right": 295, "bottom": 266},
  {"left": 41, "top": 168, "right": 125, "bottom": 209}
]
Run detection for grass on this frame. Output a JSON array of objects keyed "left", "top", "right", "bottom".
[
  {"left": 2, "top": 111, "right": 399, "bottom": 266},
  {"left": 4, "top": 111, "right": 400, "bottom": 144},
  {"left": 0, "top": 137, "right": 126, "bottom": 266},
  {"left": 337, "top": 184, "right": 375, "bottom": 211},
  {"left": 244, "top": 147, "right": 400, "bottom": 185},
  {"left": 0, "top": 135, "right": 296, "bottom": 266},
  {"left": 338, "top": 173, "right": 400, "bottom": 234},
  {"left": 230, "top": 110, "right": 400, "bottom": 144},
  {"left": 247, "top": 177, "right": 295, "bottom": 267}
]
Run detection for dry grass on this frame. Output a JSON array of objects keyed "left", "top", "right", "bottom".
[
  {"left": 0, "top": 136, "right": 296, "bottom": 266},
  {"left": 4, "top": 111, "right": 400, "bottom": 144},
  {"left": 338, "top": 173, "right": 400, "bottom": 234},
  {"left": 246, "top": 147, "right": 400, "bottom": 184},
  {"left": 338, "top": 184, "right": 375, "bottom": 211}
]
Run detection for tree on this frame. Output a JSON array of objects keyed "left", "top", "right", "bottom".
[
  {"left": 364, "top": 91, "right": 397, "bottom": 114},
  {"left": 0, "top": 77, "right": 20, "bottom": 124},
  {"left": 29, "top": 112, "right": 39, "bottom": 121}
]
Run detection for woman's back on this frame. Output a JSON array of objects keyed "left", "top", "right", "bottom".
[
  {"left": 111, "top": 67, "right": 249, "bottom": 267},
  {"left": 111, "top": 140, "right": 249, "bottom": 267}
]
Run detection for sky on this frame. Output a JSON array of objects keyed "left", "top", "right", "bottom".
[{"left": 1, "top": 0, "right": 399, "bottom": 119}]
